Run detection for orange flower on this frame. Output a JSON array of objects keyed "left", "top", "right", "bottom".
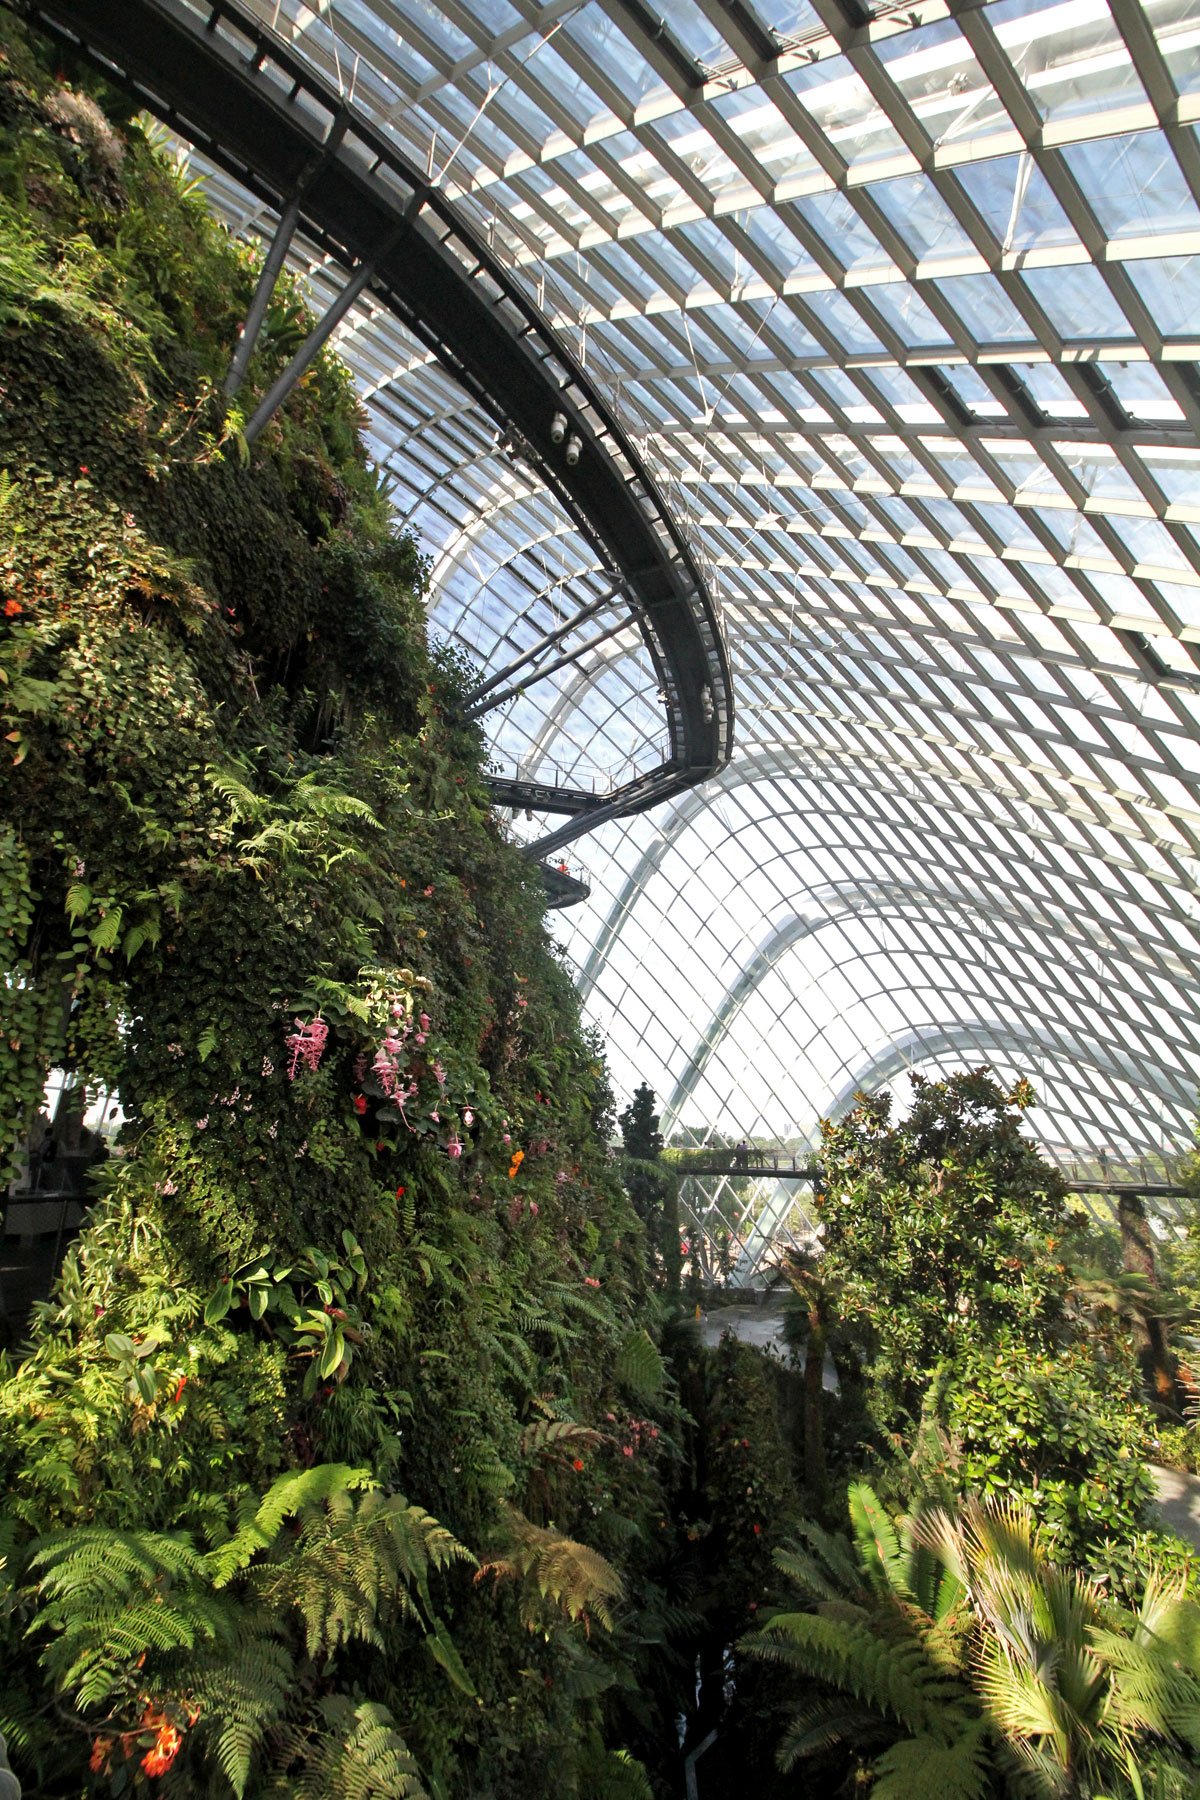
[
  {"left": 3, "top": 598, "right": 21, "bottom": 616},
  {"left": 142, "top": 1723, "right": 183, "bottom": 1778},
  {"left": 89, "top": 1737, "right": 114, "bottom": 1773},
  {"left": 508, "top": 1148, "right": 524, "bottom": 1179}
]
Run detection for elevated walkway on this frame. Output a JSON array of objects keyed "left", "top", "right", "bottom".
[{"left": 15, "top": 0, "right": 733, "bottom": 857}]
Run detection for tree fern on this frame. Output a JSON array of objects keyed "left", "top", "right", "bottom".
[
  {"left": 479, "top": 1507, "right": 624, "bottom": 1633},
  {"left": 747, "top": 1610, "right": 974, "bottom": 1743}
]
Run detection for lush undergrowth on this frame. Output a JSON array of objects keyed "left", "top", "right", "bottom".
[{"left": 0, "top": 25, "right": 691, "bottom": 1796}]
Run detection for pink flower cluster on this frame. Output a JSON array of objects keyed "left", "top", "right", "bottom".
[{"left": 285, "top": 1017, "right": 328, "bottom": 1080}]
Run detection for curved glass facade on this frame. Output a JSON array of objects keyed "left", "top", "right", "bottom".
[{"left": 182, "top": 0, "right": 1200, "bottom": 1164}]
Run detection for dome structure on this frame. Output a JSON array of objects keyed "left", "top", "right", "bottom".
[{"left": 33, "top": 0, "right": 1200, "bottom": 1174}]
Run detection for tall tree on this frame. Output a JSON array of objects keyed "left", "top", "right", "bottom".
[{"left": 619, "top": 1085, "right": 679, "bottom": 1294}]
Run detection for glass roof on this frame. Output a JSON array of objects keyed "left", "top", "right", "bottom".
[{"left": 180, "top": 0, "right": 1200, "bottom": 1164}]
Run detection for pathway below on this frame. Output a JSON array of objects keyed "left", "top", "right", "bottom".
[{"left": 1151, "top": 1464, "right": 1200, "bottom": 1551}]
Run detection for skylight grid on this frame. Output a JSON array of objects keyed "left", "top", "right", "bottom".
[{"left": 185, "top": 0, "right": 1200, "bottom": 1162}]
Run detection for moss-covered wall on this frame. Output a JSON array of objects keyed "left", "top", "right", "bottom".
[{"left": 0, "top": 25, "right": 687, "bottom": 1797}]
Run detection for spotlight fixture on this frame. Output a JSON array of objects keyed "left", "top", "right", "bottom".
[
  {"left": 550, "top": 410, "right": 567, "bottom": 444},
  {"left": 565, "top": 432, "right": 581, "bottom": 466}
]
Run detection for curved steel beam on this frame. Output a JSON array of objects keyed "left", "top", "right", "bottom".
[
  {"left": 15, "top": 0, "right": 733, "bottom": 842},
  {"left": 661, "top": 899, "right": 1196, "bottom": 1139},
  {"left": 824, "top": 1025, "right": 1193, "bottom": 1121},
  {"left": 578, "top": 746, "right": 1200, "bottom": 1005}
]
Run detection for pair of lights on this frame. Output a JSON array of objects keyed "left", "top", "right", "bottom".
[{"left": 550, "top": 410, "right": 581, "bottom": 465}]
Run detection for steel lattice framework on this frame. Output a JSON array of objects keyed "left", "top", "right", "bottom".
[{"left": 25, "top": 0, "right": 1200, "bottom": 1183}]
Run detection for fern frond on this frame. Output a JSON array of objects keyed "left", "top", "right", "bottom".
[
  {"left": 582, "top": 1748, "right": 654, "bottom": 1799},
  {"left": 284, "top": 1696, "right": 430, "bottom": 1800},
  {"left": 743, "top": 1612, "right": 972, "bottom": 1742},
  {"left": 776, "top": 1697, "right": 887, "bottom": 1766},
  {"left": 256, "top": 1487, "right": 472, "bottom": 1659},
  {"left": 518, "top": 1419, "right": 604, "bottom": 1460},
  {"left": 613, "top": 1329, "right": 664, "bottom": 1398},
  {"left": 847, "top": 1483, "right": 909, "bottom": 1599},
  {"left": 478, "top": 1508, "right": 624, "bottom": 1633},
  {"left": 190, "top": 1628, "right": 293, "bottom": 1798},
  {"left": 870, "top": 1723, "right": 993, "bottom": 1800},
  {"left": 206, "top": 1463, "right": 375, "bottom": 1585},
  {"left": 30, "top": 1526, "right": 224, "bottom": 1707}
]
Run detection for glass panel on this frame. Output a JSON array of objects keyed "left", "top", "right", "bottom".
[
  {"left": 867, "top": 173, "right": 977, "bottom": 258},
  {"left": 649, "top": 112, "right": 748, "bottom": 205},
  {"left": 1123, "top": 256, "right": 1200, "bottom": 337},
  {"left": 711, "top": 89, "right": 818, "bottom": 179},
  {"left": 563, "top": 5, "right": 667, "bottom": 107},
  {"left": 864, "top": 363, "right": 944, "bottom": 421},
  {"left": 1010, "top": 361, "right": 1088, "bottom": 418},
  {"left": 1062, "top": 132, "right": 1200, "bottom": 240},
  {"left": 748, "top": 296, "right": 824, "bottom": 357},
  {"left": 873, "top": 18, "right": 1015, "bottom": 145},
  {"left": 1139, "top": 448, "right": 1200, "bottom": 503},
  {"left": 1019, "top": 264, "right": 1135, "bottom": 339},
  {"left": 739, "top": 206, "right": 823, "bottom": 280},
  {"left": 604, "top": 132, "right": 690, "bottom": 213},
  {"left": 659, "top": 0, "right": 737, "bottom": 70},
  {"left": 937, "top": 363, "right": 1008, "bottom": 417},
  {"left": 745, "top": 0, "right": 822, "bottom": 40},
  {"left": 1101, "top": 361, "right": 1186, "bottom": 422},
  {"left": 393, "top": 0, "right": 476, "bottom": 60},
  {"left": 934, "top": 273, "right": 1034, "bottom": 343},
  {"left": 799, "top": 286, "right": 887, "bottom": 352},
  {"left": 866, "top": 280, "right": 956, "bottom": 346},
  {"left": 989, "top": 0, "right": 1150, "bottom": 123},
  {"left": 954, "top": 152, "right": 1080, "bottom": 253},
  {"left": 793, "top": 189, "right": 890, "bottom": 272},
  {"left": 1151, "top": 0, "right": 1200, "bottom": 95},
  {"left": 785, "top": 56, "right": 910, "bottom": 171},
  {"left": 1056, "top": 443, "right": 1145, "bottom": 503}
]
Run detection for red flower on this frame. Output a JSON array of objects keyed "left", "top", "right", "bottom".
[
  {"left": 171, "top": 1375, "right": 187, "bottom": 1406},
  {"left": 752, "top": 1523, "right": 762, "bottom": 1536},
  {"left": 572, "top": 1457, "right": 585, "bottom": 1472},
  {"left": 353, "top": 1095, "right": 367, "bottom": 1115},
  {"left": 4, "top": 598, "right": 21, "bottom": 616},
  {"left": 395, "top": 1185, "right": 406, "bottom": 1197},
  {"left": 78, "top": 464, "right": 89, "bottom": 475}
]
